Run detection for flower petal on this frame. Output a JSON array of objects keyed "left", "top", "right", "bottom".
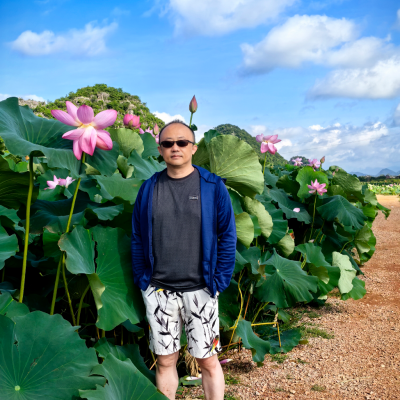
[
  {"left": 73, "top": 140, "right": 83, "bottom": 160},
  {"left": 255, "top": 134, "right": 264, "bottom": 143},
  {"left": 95, "top": 130, "right": 113, "bottom": 150},
  {"left": 93, "top": 110, "right": 118, "bottom": 130},
  {"left": 269, "top": 134, "right": 279, "bottom": 143},
  {"left": 78, "top": 126, "right": 97, "bottom": 155},
  {"left": 62, "top": 128, "right": 85, "bottom": 140},
  {"left": 260, "top": 142, "right": 268, "bottom": 153},
  {"left": 51, "top": 110, "right": 80, "bottom": 127},
  {"left": 77, "top": 105, "right": 94, "bottom": 125},
  {"left": 66, "top": 101, "right": 79, "bottom": 123},
  {"left": 293, "top": 208, "right": 300, "bottom": 212},
  {"left": 267, "top": 143, "right": 277, "bottom": 154}
]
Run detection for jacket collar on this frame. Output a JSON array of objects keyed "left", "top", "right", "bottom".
[{"left": 150, "top": 164, "right": 221, "bottom": 184}]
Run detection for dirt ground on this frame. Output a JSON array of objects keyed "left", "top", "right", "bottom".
[{"left": 184, "top": 195, "right": 400, "bottom": 400}]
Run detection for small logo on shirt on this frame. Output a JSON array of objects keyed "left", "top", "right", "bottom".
[{"left": 189, "top": 195, "right": 198, "bottom": 200}]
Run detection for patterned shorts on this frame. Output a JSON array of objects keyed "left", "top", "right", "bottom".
[{"left": 141, "top": 285, "right": 221, "bottom": 359}]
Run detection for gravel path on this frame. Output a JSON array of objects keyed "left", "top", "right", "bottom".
[{"left": 184, "top": 195, "right": 400, "bottom": 400}]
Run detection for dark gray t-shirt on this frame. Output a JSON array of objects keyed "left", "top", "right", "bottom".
[{"left": 150, "top": 168, "right": 205, "bottom": 292}]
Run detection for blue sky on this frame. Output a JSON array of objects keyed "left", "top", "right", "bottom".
[{"left": 1, "top": 0, "right": 400, "bottom": 174}]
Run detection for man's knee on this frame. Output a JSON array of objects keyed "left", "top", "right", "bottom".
[
  {"left": 196, "top": 354, "right": 220, "bottom": 372},
  {"left": 157, "top": 352, "right": 179, "bottom": 370}
]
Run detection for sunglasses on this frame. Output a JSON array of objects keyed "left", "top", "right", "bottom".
[{"left": 160, "top": 140, "right": 195, "bottom": 148}]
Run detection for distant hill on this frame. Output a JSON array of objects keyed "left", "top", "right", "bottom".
[
  {"left": 214, "top": 124, "right": 287, "bottom": 166},
  {"left": 31, "top": 84, "right": 165, "bottom": 131},
  {"left": 376, "top": 168, "right": 399, "bottom": 176},
  {"left": 349, "top": 171, "right": 367, "bottom": 176}
]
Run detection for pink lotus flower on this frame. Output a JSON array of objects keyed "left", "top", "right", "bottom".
[
  {"left": 256, "top": 134, "right": 281, "bottom": 154},
  {"left": 123, "top": 114, "right": 141, "bottom": 129},
  {"left": 139, "top": 127, "right": 159, "bottom": 143},
  {"left": 293, "top": 207, "right": 300, "bottom": 212},
  {"left": 51, "top": 102, "right": 117, "bottom": 160},
  {"left": 44, "top": 175, "right": 75, "bottom": 190},
  {"left": 154, "top": 123, "right": 160, "bottom": 135},
  {"left": 308, "top": 159, "right": 321, "bottom": 170},
  {"left": 189, "top": 95, "right": 198, "bottom": 113},
  {"left": 292, "top": 157, "right": 303, "bottom": 166},
  {"left": 308, "top": 179, "right": 327, "bottom": 196}
]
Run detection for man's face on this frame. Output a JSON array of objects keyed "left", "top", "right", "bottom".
[{"left": 157, "top": 123, "right": 197, "bottom": 167}]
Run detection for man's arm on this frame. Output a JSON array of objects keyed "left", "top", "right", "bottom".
[
  {"left": 131, "top": 185, "right": 147, "bottom": 288},
  {"left": 214, "top": 179, "right": 237, "bottom": 293}
]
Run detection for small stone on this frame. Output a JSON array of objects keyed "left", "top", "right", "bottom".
[
  {"left": 290, "top": 390, "right": 296, "bottom": 394},
  {"left": 380, "top": 364, "right": 385, "bottom": 367}
]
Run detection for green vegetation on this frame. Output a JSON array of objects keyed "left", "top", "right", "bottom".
[
  {"left": 311, "top": 384, "right": 326, "bottom": 392},
  {"left": 214, "top": 124, "right": 287, "bottom": 166},
  {"left": 33, "top": 84, "right": 165, "bottom": 130}
]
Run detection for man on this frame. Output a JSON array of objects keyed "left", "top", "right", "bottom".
[{"left": 131, "top": 120, "right": 236, "bottom": 400}]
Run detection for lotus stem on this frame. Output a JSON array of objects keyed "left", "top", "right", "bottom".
[
  {"left": 309, "top": 194, "right": 317, "bottom": 241},
  {"left": 243, "top": 292, "right": 251, "bottom": 320},
  {"left": 189, "top": 112, "right": 193, "bottom": 128},
  {"left": 262, "top": 152, "right": 267, "bottom": 175},
  {"left": 226, "top": 275, "right": 244, "bottom": 352},
  {"left": 76, "top": 283, "right": 90, "bottom": 326},
  {"left": 62, "top": 254, "right": 76, "bottom": 325},
  {"left": 19, "top": 155, "right": 34, "bottom": 303},
  {"left": 50, "top": 256, "right": 63, "bottom": 315},
  {"left": 251, "top": 302, "right": 268, "bottom": 324}
]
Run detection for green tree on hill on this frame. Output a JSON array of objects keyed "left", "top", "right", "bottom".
[
  {"left": 214, "top": 124, "right": 287, "bottom": 166},
  {"left": 33, "top": 84, "right": 165, "bottom": 130}
]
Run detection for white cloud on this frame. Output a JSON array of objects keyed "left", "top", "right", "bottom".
[
  {"left": 308, "top": 57, "right": 400, "bottom": 99},
  {"left": 393, "top": 103, "right": 400, "bottom": 126},
  {"left": 240, "top": 15, "right": 400, "bottom": 74},
  {"left": 10, "top": 22, "right": 117, "bottom": 56},
  {"left": 165, "top": 0, "right": 296, "bottom": 36},
  {"left": 153, "top": 111, "right": 186, "bottom": 124},
  {"left": 112, "top": 7, "right": 130, "bottom": 16},
  {"left": 0, "top": 94, "right": 46, "bottom": 102}
]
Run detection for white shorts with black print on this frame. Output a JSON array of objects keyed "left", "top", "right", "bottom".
[{"left": 141, "top": 284, "right": 221, "bottom": 359}]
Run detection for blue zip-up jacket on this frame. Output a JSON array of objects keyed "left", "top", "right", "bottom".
[{"left": 131, "top": 164, "right": 237, "bottom": 297}]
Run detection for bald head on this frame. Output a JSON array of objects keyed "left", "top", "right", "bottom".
[{"left": 158, "top": 120, "right": 195, "bottom": 143}]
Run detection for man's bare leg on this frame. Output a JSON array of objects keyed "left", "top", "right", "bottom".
[
  {"left": 196, "top": 354, "right": 225, "bottom": 400},
  {"left": 156, "top": 352, "right": 180, "bottom": 400}
]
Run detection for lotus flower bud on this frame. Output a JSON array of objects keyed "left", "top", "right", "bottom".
[
  {"left": 123, "top": 114, "right": 141, "bottom": 129},
  {"left": 189, "top": 95, "right": 198, "bottom": 113},
  {"left": 154, "top": 123, "right": 160, "bottom": 135},
  {"left": 123, "top": 114, "right": 133, "bottom": 126},
  {"left": 320, "top": 156, "right": 325, "bottom": 164}
]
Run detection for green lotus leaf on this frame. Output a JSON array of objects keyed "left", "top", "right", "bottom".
[
  {"left": 88, "top": 226, "right": 145, "bottom": 331},
  {"left": 94, "top": 338, "right": 156, "bottom": 384},
  {"left": 26, "top": 192, "right": 123, "bottom": 234},
  {"left": 0, "top": 311, "right": 104, "bottom": 399},
  {"left": 0, "top": 205, "right": 21, "bottom": 229},
  {"left": 318, "top": 265, "right": 341, "bottom": 296},
  {"left": 128, "top": 150, "right": 166, "bottom": 180},
  {"left": 354, "top": 224, "right": 373, "bottom": 257},
  {"left": 79, "top": 353, "right": 167, "bottom": 400},
  {"left": 117, "top": 155, "right": 134, "bottom": 178},
  {"left": 295, "top": 242, "right": 331, "bottom": 281},
  {"left": 254, "top": 249, "right": 319, "bottom": 308},
  {"left": 340, "top": 276, "right": 366, "bottom": 300},
  {"left": 275, "top": 233, "right": 295, "bottom": 257},
  {"left": 204, "top": 129, "right": 222, "bottom": 144},
  {"left": 59, "top": 225, "right": 95, "bottom": 274},
  {"left": 276, "top": 174, "right": 300, "bottom": 196},
  {"left": 363, "top": 188, "right": 378, "bottom": 206},
  {"left": 0, "top": 168, "right": 39, "bottom": 209},
  {"left": 228, "top": 188, "right": 244, "bottom": 214},
  {"left": 250, "top": 215, "right": 261, "bottom": 237},
  {"left": 327, "top": 184, "right": 346, "bottom": 197},
  {"left": 295, "top": 166, "right": 329, "bottom": 199},
  {"left": 331, "top": 252, "right": 356, "bottom": 294},
  {"left": 243, "top": 197, "right": 273, "bottom": 239},
  {"left": 218, "top": 280, "right": 240, "bottom": 331},
  {"left": 359, "top": 203, "right": 376, "bottom": 219},
  {"left": 192, "top": 137, "right": 209, "bottom": 166},
  {"left": 0, "top": 292, "right": 29, "bottom": 319},
  {"left": 263, "top": 187, "right": 311, "bottom": 223},
  {"left": 209, "top": 135, "right": 264, "bottom": 198},
  {"left": 235, "top": 319, "right": 270, "bottom": 364},
  {"left": 94, "top": 173, "right": 143, "bottom": 205},
  {"left": 264, "top": 168, "right": 278, "bottom": 187},
  {"left": 109, "top": 128, "right": 144, "bottom": 158},
  {"left": 359, "top": 231, "right": 376, "bottom": 263},
  {"left": 238, "top": 246, "right": 266, "bottom": 280},
  {"left": 235, "top": 212, "right": 254, "bottom": 248},
  {"left": 141, "top": 132, "right": 160, "bottom": 159},
  {"left": 376, "top": 202, "right": 390, "bottom": 219},
  {"left": 85, "top": 203, "right": 124, "bottom": 221},
  {"left": 317, "top": 195, "right": 367, "bottom": 230},
  {"left": 332, "top": 169, "right": 363, "bottom": 201},
  {"left": 0, "top": 225, "right": 18, "bottom": 269},
  {"left": 254, "top": 325, "right": 301, "bottom": 354},
  {"left": 0, "top": 97, "right": 118, "bottom": 177},
  {"left": 258, "top": 201, "right": 287, "bottom": 244}
]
